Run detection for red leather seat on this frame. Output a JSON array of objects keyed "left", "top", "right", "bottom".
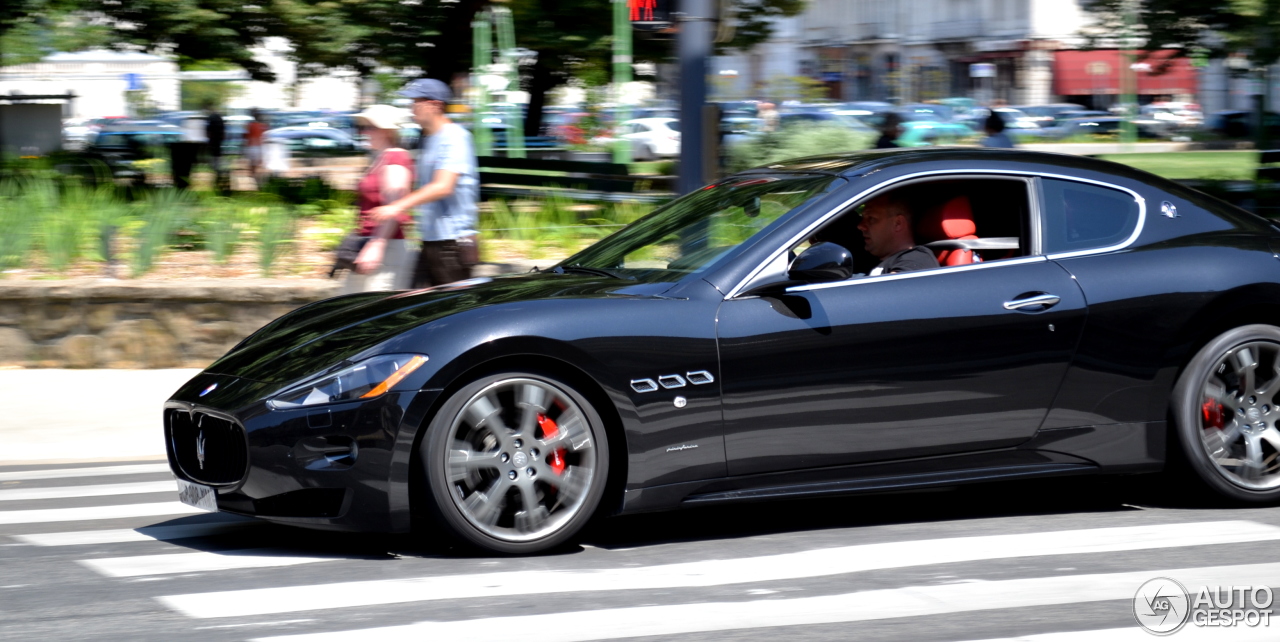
[{"left": 920, "top": 196, "right": 979, "bottom": 266}]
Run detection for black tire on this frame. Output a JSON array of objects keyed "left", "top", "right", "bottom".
[
  {"left": 1172, "top": 324, "right": 1280, "bottom": 503},
  {"left": 420, "top": 371, "right": 610, "bottom": 554}
]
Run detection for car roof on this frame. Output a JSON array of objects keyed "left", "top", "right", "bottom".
[{"left": 738, "top": 147, "right": 1164, "bottom": 183}]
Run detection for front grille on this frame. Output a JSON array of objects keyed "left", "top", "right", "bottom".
[{"left": 168, "top": 409, "right": 248, "bottom": 486}]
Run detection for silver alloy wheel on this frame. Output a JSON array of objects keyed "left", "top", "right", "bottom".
[
  {"left": 444, "top": 377, "right": 598, "bottom": 542},
  {"left": 1199, "top": 340, "right": 1280, "bottom": 490}
]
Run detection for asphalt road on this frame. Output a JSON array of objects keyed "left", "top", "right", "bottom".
[{"left": 0, "top": 457, "right": 1277, "bottom": 642}]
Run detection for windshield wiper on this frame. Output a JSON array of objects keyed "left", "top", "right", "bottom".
[{"left": 554, "top": 265, "right": 634, "bottom": 280}]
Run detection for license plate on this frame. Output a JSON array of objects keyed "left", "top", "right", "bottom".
[{"left": 176, "top": 479, "right": 218, "bottom": 512}]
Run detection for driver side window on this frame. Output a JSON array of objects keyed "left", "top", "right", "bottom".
[{"left": 795, "top": 176, "right": 1032, "bottom": 277}]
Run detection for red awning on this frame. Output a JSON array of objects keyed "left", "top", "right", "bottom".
[{"left": 1054, "top": 50, "right": 1196, "bottom": 96}]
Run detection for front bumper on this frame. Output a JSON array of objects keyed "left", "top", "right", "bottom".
[{"left": 165, "top": 373, "right": 440, "bottom": 533}]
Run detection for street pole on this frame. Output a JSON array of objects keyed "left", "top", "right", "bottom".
[
  {"left": 1120, "top": 0, "right": 1137, "bottom": 148},
  {"left": 472, "top": 15, "right": 493, "bottom": 157},
  {"left": 613, "top": 0, "right": 633, "bottom": 164},
  {"left": 493, "top": 7, "right": 525, "bottom": 158},
  {"left": 678, "top": 0, "right": 712, "bottom": 194}
]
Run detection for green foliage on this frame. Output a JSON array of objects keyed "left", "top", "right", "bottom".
[
  {"left": 198, "top": 198, "right": 255, "bottom": 264},
  {"left": 256, "top": 206, "right": 296, "bottom": 276},
  {"left": 1081, "top": 1, "right": 1277, "bottom": 67},
  {"left": 296, "top": 195, "right": 357, "bottom": 251},
  {"left": 729, "top": 124, "right": 874, "bottom": 173},
  {"left": 131, "top": 188, "right": 194, "bottom": 277},
  {"left": 0, "top": 180, "right": 40, "bottom": 271}
]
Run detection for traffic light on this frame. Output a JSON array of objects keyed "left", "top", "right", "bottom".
[{"left": 630, "top": 0, "right": 672, "bottom": 29}]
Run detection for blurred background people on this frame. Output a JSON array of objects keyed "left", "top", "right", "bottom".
[
  {"left": 203, "top": 101, "right": 227, "bottom": 192},
  {"left": 343, "top": 104, "right": 415, "bottom": 294},
  {"left": 980, "top": 112, "right": 1015, "bottom": 148},
  {"left": 245, "top": 109, "right": 267, "bottom": 186},
  {"left": 875, "top": 113, "right": 903, "bottom": 149}
]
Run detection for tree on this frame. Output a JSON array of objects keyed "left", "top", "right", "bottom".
[
  {"left": 0, "top": 0, "right": 112, "bottom": 66},
  {"left": 1080, "top": 1, "right": 1279, "bottom": 67},
  {"left": 505, "top": 0, "right": 808, "bottom": 138}
]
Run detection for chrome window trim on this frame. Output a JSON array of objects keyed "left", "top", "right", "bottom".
[
  {"left": 786, "top": 256, "right": 1047, "bottom": 293},
  {"left": 725, "top": 168, "right": 1146, "bottom": 299}
]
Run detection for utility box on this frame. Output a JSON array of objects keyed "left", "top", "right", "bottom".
[{"left": 0, "top": 102, "right": 65, "bottom": 156}]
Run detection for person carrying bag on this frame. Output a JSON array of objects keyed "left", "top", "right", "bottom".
[
  {"left": 368, "top": 79, "right": 480, "bottom": 288},
  {"left": 336, "top": 104, "right": 415, "bottom": 293}
]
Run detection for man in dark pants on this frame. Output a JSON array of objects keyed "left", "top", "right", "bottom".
[
  {"left": 204, "top": 101, "right": 227, "bottom": 192},
  {"left": 369, "top": 79, "right": 479, "bottom": 288}
]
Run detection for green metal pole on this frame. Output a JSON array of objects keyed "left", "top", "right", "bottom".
[
  {"left": 613, "top": 0, "right": 632, "bottom": 164},
  {"left": 493, "top": 8, "right": 525, "bottom": 158},
  {"left": 472, "top": 15, "right": 493, "bottom": 157},
  {"left": 1120, "top": 0, "right": 1137, "bottom": 148}
]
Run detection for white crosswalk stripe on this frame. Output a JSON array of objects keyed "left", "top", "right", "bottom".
[
  {"left": 0, "top": 501, "right": 202, "bottom": 525},
  {"left": 0, "top": 481, "right": 176, "bottom": 502},
  {"left": 0, "top": 463, "right": 171, "bottom": 482},
  {"left": 157, "top": 520, "right": 1280, "bottom": 619},
  {"left": 250, "top": 562, "right": 1280, "bottom": 642},
  {"left": 14, "top": 519, "right": 258, "bottom": 547},
  {"left": 3, "top": 460, "right": 1280, "bottom": 642},
  {"left": 79, "top": 549, "right": 336, "bottom": 578},
  {"left": 964, "top": 627, "right": 1280, "bottom": 641}
]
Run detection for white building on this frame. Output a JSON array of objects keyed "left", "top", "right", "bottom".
[
  {"left": 0, "top": 50, "right": 180, "bottom": 119},
  {"left": 714, "top": 0, "right": 1099, "bottom": 105},
  {"left": 230, "top": 38, "right": 362, "bottom": 112}
]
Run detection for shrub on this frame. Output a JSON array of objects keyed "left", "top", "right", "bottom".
[
  {"left": 256, "top": 206, "right": 296, "bottom": 276},
  {"left": 728, "top": 124, "right": 873, "bottom": 173},
  {"left": 131, "top": 188, "right": 193, "bottom": 277}
]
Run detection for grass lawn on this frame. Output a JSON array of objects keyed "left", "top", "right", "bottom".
[{"left": 1097, "top": 151, "right": 1258, "bottom": 181}]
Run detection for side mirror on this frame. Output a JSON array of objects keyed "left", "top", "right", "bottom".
[{"left": 788, "top": 242, "right": 853, "bottom": 283}]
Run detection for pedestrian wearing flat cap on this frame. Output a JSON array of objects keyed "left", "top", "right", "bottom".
[
  {"left": 341, "top": 104, "right": 415, "bottom": 294},
  {"left": 368, "top": 78, "right": 480, "bottom": 289}
]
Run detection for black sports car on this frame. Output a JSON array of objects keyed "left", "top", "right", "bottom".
[{"left": 166, "top": 148, "right": 1280, "bottom": 554}]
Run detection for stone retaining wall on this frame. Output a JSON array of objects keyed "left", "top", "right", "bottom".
[{"left": 0, "top": 280, "right": 339, "bottom": 368}]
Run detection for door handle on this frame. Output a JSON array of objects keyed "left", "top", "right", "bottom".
[{"left": 1003, "top": 293, "right": 1061, "bottom": 311}]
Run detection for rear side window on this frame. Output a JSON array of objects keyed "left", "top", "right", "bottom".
[{"left": 1040, "top": 179, "right": 1140, "bottom": 254}]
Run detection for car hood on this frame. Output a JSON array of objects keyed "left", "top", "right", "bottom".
[{"left": 203, "top": 273, "right": 676, "bottom": 385}]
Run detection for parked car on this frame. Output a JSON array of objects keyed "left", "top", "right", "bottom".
[
  {"left": 1141, "top": 102, "right": 1203, "bottom": 130},
  {"left": 61, "top": 118, "right": 95, "bottom": 150},
  {"left": 1207, "top": 110, "right": 1280, "bottom": 139},
  {"left": 76, "top": 121, "right": 185, "bottom": 182},
  {"left": 1057, "top": 116, "right": 1167, "bottom": 140},
  {"left": 263, "top": 125, "right": 362, "bottom": 157},
  {"left": 617, "top": 117, "right": 681, "bottom": 160},
  {"left": 164, "top": 148, "right": 1280, "bottom": 554},
  {"left": 1013, "top": 103, "right": 1087, "bottom": 128}
]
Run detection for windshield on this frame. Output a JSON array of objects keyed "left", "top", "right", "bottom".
[{"left": 560, "top": 174, "right": 841, "bottom": 282}]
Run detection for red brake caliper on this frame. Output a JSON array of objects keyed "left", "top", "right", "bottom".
[
  {"left": 537, "top": 413, "right": 567, "bottom": 475},
  {"left": 1202, "top": 400, "right": 1225, "bottom": 430}
]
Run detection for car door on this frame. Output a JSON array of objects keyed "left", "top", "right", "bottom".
[{"left": 717, "top": 181, "right": 1088, "bottom": 478}]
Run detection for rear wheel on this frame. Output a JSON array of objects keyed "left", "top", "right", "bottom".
[
  {"left": 1172, "top": 324, "right": 1280, "bottom": 502},
  {"left": 421, "top": 371, "right": 609, "bottom": 553}
]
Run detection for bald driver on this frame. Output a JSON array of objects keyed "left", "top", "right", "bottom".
[{"left": 857, "top": 194, "right": 939, "bottom": 275}]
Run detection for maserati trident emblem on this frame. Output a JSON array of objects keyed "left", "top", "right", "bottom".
[
  {"left": 196, "top": 431, "right": 206, "bottom": 470},
  {"left": 200, "top": 383, "right": 218, "bottom": 397}
]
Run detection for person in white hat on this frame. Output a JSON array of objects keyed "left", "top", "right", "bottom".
[{"left": 342, "top": 104, "right": 415, "bottom": 293}]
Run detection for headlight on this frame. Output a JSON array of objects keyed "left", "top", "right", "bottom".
[{"left": 269, "top": 354, "right": 428, "bottom": 409}]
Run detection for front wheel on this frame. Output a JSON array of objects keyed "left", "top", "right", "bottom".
[
  {"left": 1172, "top": 324, "right": 1280, "bottom": 502},
  {"left": 421, "top": 371, "right": 609, "bottom": 554}
]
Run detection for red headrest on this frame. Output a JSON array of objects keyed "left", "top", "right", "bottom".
[{"left": 921, "top": 196, "right": 976, "bottom": 240}]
